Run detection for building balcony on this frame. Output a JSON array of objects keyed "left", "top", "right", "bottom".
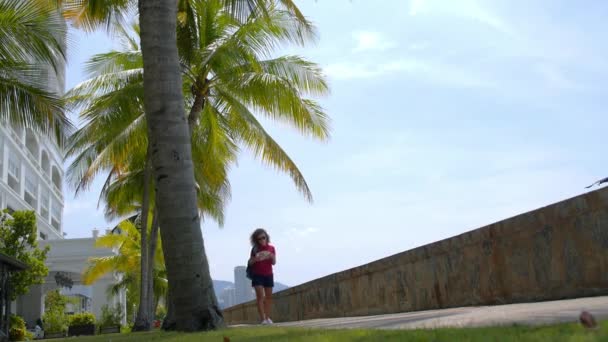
[{"left": 0, "top": 181, "right": 62, "bottom": 239}]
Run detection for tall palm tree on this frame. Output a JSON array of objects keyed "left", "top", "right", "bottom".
[
  {"left": 63, "top": 0, "right": 326, "bottom": 331},
  {"left": 66, "top": 21, "right": 234, "bottom": 330},
  {"left": 0, "top": 0, "right": 72, "bottom": 142}
]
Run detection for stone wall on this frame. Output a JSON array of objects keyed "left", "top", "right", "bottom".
[{"left": 223, "top": 188, "right": 608, "bottom": 324}]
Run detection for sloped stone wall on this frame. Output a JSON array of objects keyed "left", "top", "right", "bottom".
[{"left": 224, "top": 188, "right": 608, "bottom": 324}]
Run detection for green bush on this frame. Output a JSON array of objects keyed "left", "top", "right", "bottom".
[
  {"left": 43, "top": 310, "right": 67, "bottom": 334},
  {"left": 68, "top": 312, "right": 96, "bottom": 326},
  {"left": 9, "top": 315, "right": 26, "bottom": 341},
  {"left": 100, "top": 304, "right": 123, "bottom": 327}
]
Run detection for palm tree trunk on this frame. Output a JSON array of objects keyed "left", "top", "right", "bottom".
[
  {"left": 187, "top": 92, "right": 205, "bottom": 134},
  {"left": 133, "top": 147, "right": 153, "bottom": 331},
  {"left": 139, "top": 0, "right": 224, "bottom": 331},
  {"left": 161, "top": 283, "right": 176, "bottom": 330},
  {"left": 147, "top": 211, "right": 159, "bottom": 317}
]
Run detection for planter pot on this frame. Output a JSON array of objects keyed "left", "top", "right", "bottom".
[
  {"left": 43, "top": 331, "right": 66, "bottom": 339},
  {"left": 68, "top": 324, "right": 96, "bottom": 336},
  {"left": 99, "top": 325, "right": 121, "bottom": 334}
]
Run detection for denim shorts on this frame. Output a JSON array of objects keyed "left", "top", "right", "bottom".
[{"left": 251, "top": 274, "right": 274, "bottom": 288}]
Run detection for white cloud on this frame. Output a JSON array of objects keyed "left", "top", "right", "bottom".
[
  {"left": 408, "top": 0, "right": 513, "bottom": 35},
  {"left": 323, "top": 63, "right": 380, "bottom": 79},
  {"left": 324, "top": 59, "right": 491, "bottom": 88},
  {"left": 535, "top": 63, "right": 582, "bottom": 91},
  {"left": 352, "top": 31, "right": 396, "bottom": 52}
]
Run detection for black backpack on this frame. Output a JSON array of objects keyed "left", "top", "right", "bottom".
[{"left": 245, "top": 246, "right": 257, "bottom": 279}]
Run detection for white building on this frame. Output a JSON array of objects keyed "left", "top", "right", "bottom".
[
  {"left": 0, "top": 124, "right": 127, "bottom": 327},
  {"left": 0, "top": 23, "right": 126, "bottom": 325},
  {"left": 234, "top": 266, "right": 254, "bottom": 305},
  {"left": 0, "top": 124, "right": 65, "bottom": 240},
  {"left": 219, "top": 287, "right": 236, "bottom": 309},
  {"left": 0, "top": 7, "right": 66, "bottom": 240}
]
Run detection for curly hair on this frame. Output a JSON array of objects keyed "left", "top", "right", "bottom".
[{"left": 250, "top": 228, "right": 270, "bottom": 246}]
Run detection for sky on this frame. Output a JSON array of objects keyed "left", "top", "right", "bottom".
[{"left": 62, "top": 0, "right": 608, "bottom": 286}]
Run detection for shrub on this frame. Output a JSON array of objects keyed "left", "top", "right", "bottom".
[
  {"left": 45, "top": 289, "right": 67, "bottom": 313},
  {"left": 100, "top": 304, "right": 123, "bottom": 327},
  {"left": 9, "top": 315, "right": 26, "bottom": 341},
  {"left": 43, "top": 310, "right": 67, "bottom": 334},
  {"left": 68, "top": 312, "right": 96, "bottom": 326},
  {"left": 43, "top": 289, "right": 69, "bottom": 334}
]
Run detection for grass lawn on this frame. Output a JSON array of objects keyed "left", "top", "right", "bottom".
[{"left": 55, "top": 321, "right": 607, "bottom": 341}]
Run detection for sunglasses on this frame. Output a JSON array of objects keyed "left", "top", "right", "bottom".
[{"left": 257, "top": 236, "right": 267, "bottom": 241}]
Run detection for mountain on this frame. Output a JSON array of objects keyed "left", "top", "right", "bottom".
[
  {"left": 273, "top": 282, "right": 289, "bottom": 293},
  {"left": 212, "top": 280, "right": 233, "bottom": 295}
]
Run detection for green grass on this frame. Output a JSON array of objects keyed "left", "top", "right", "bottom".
[{"left": 55, "top": 321, "right": 608, "bottom": 342}]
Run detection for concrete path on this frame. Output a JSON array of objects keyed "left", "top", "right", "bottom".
[{"left": 265, "top": 296, "right": 608, "bottom": 330}]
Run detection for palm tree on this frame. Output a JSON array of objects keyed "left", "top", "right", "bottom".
[
  {"left": 0, "top": 0, "right": 72, "bottom": 142},
  {"left": 82, "top": 218, "right": 168, "bottom": 319},
  {"left": 63, "top": 0, "right": 326, "bottom": 331},
  {"left": 65, "top": 22, "right": 233, "bottom": 330}
]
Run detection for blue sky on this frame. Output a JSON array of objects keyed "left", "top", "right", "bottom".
[{"left": 62, "top": 0, "right": 608, "bottom": 286}]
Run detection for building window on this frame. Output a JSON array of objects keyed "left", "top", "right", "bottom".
[
  {"left": 25, "top": 176, "right": 37, "bottom": 195},
  {"left": 8, "top": 157, "right": 19, "bottom": 178},
  {"left": 24, "top": 171, "right": 38, "bottom": 208},
  {"left": 39, "top": 232, "right": 47, "bottom": 240},
  {"left": 25, "top": 129, "right": 39, "bottom": 163},
  {"left": 40, "top": 188, "right": 50, "bottom": 219},
  {"left": 51, "top": 201, "right": 61, "bottom": 219},
  {"left": 41, "top": 151, "right": 50, "bottom": 176},
  {"left": 51, "top": 201, "right": 61, "bottom": 231},
  {"left": 51, "top": 166, "right": 61, "bottom": 192}
]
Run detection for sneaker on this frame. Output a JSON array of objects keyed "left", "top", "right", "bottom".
[
  {"left": 266, "top": 318, "right": 274, "bottom": 324},
  {"left": 261, "top": 319, "right": 270, "bottom": 325}
]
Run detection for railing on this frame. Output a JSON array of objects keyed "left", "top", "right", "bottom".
[
  {"left": 52, "top": 183, "right": 63, "bottom": 200},
  {"left": 40, "top": 207, "right": 49, "bottom": 220},
  {"left": 25, "top": 149, "right": 39, "bottom": 168},
  {"left": 51, "top": 218, "right": 60, "bottom": 231},
  {"left": 24, "top": 177, "right": 37, "bottom": 196},
  {"left": 51, "top": 201, "right": 61, "bottom": 219},
  {"left": 9, "top": 129, "right": 20, "bottom": 142},
  {"left": 7, "top": 159, "right": 19, "bottom": 179}
]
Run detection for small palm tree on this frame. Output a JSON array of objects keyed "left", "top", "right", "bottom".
[
  {"left": 82, "top": 219, "right": 167, "bottom": 315},
  {"left": 0, "top": 0, "right": 72, "bottom": 142}
]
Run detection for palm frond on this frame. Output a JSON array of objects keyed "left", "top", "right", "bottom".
[
  {"left": 219, "top": 91, "right": 314, "bottom": 201},
  {"left": 0, "top": 0, "right": 72, "bottom": 142},
  {"left": 59, "top": 0, "right": 135, "bottom": 33}
]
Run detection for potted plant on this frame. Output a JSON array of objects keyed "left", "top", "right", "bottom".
[
  {"left": 67, "top": 312, "right": 96, "bottom": 336},
  {"left": 99, "top": 304, "right": 123, "bottom": 334}
]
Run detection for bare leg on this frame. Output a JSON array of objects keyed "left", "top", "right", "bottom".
[
  {"left": 254, "top": 286, "right": 265, "bottom": 322},
  {"left": 264, "top": 287, "right": 273, "bottom": 321}
]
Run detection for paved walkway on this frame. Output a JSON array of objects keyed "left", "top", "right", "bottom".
[{"left": 267, "top": 296, "right": 608, "bottom": 330}]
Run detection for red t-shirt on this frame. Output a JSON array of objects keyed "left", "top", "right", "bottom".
[{"left": 251, "top": 244, "right": 275, "bottom": 276}]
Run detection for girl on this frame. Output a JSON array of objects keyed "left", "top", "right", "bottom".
[{"left": 248, "top": 228, "right": 276, "bottom": 325}]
